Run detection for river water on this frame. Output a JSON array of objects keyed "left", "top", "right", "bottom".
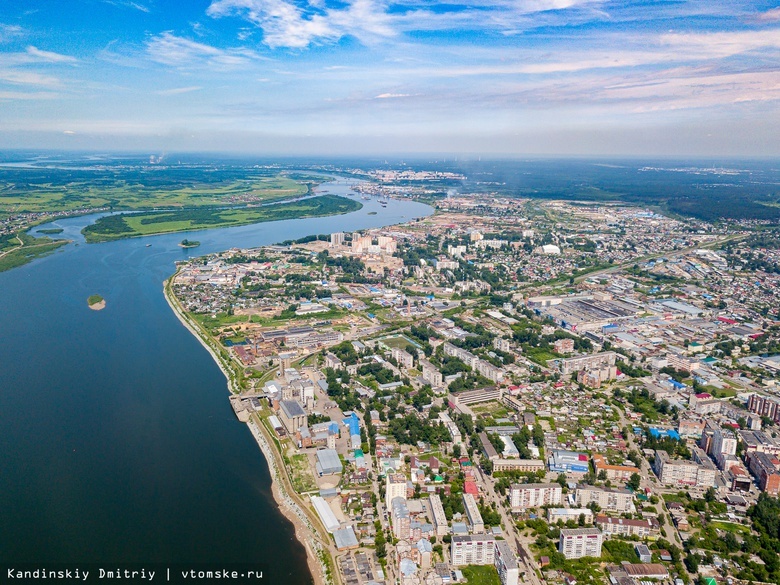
[{"left": 0, "top": 180, "right": 431, "bottom": 582}]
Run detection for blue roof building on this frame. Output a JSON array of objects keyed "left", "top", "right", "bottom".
[{"left": 343, "top": 412, "right": 361, "bottom": 437}]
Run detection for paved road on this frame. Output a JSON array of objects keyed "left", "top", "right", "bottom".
[{"left": 477, "top": 465, "right": 545, "bottom": 585}]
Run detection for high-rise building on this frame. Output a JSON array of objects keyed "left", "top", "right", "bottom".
[
  {"left": 494, "top": 540, "right": 519, "bottom": 585},
  {"left": 509, "top": 483, "right": 562, "bottom": 510},
  {"left": 462, "top": 493, "right": 485, "bottom": 534},
  {"left": 428, "top": 494, "right": 448, "bottom": 536},
  {"left": 575, "top": 486, "right": 634, "bottom": 513},
  {"left": 711, "top": 428, "right": 737, "bottom": 457},
  {"left": 385, "top": 473, "right": 407, "bottom": 507},
  {"left": 559, "top": 528, "right": 603, "bottom": 559},
  {"left": 450, "top": 535, "right": 496, "bottom": 566}
]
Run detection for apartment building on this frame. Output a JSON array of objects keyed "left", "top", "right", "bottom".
[
  {"left": 747, "top": 394, "right": 780, "bottom": 425},
  {"left": 463, "top": 493, "right": 485, "bottom": 534},
  {"left": 653, "top": 450, "right": 716, "bottom": 488},
  {"left": 559, "top": 528, "right": 603, "bottom": 559},
  {"left": 559, "top": 351, "right": 617, "bottom": 375},
  {"left": 667, "top": 352, "right": 700, "bottom": 373},
  {"left": 575, "top": 486, "right": 634, "bottom": 513},
  {"left": 710, "top": 428, "right": 738, "bottom": 457},
  {"left": 595, "top": 516, "right": 660, "bottom": 538},
  {"left": 746, "top": 451, "right": 780, "bottom": 495},
  {"left": 493, "top": 459, "right": 545, "bottom": 473},
  {"left": 494, "top": 540, "right": 519, "bottom": 585},
  {"left": 391, "top": 497, "right": 411, "bottom": 540},
  {"left": 450, "top": 534, "right": 496, "bottom": 566},
  {"left": 738, "top": 429, "right": 780, "bottom": 456},
  {"left": 428, "top": 494, "right": 449, "bottom": 536},
  {"left": 419, "top": 359, "right": 443, "bottom": 387},
  {"left": 386, "top": 473, "right": 408, "bottom": 507},
  {"left": 391, "top": 347, "right": 414, "bottom": 369},
  {"left": 509, "top": 483, "right": 562, "bottom": 511}
]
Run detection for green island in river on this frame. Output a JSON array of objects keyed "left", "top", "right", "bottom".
[
  {"left": 82, "top": 194, "right": 361, "bottom": 243},
  {"left": 179, "top": 239, "right": 201, "bottom": 248},
  {"left": 87, "top": 294, "right": 106, "bottom": 310}
]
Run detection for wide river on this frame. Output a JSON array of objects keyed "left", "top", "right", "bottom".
[{"left": 0, "top": 180, "right": 432, "bottom": 583}]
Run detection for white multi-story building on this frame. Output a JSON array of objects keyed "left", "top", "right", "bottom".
[
  {"left": 450, "top": 535, "right": 496, "bottom": 566},
  {"left": 559, "top": 528, "right": 603, "bottom": 559},
  {"left": 330, "top": 232, "right": 345, "bottom": 247},
  {"left": 428, "top": 494, "right": 448, "bottom": 536},
  {"left": 390, "top": 497, "right": 411, "bottom": 539},
  {"left": 439, "top": 411, "right": 462, "bottom": 444},
  {"left": 575, "top": 486, "right": 634, "bottom": 513},
  {"left": 391, "top": 347, "right": 414, "bottom": 370},
  {"left": 653, "top": 450, "right": 716, "bottom": 487},
  {"left": 442, "top": 342, "right": 505, "bottom": 382},
  {"left": 386, "top": 473, "right": 407, "bottom": 507},
  {"left": 595, "top": 516, "right": 659, "bottom": 538},
  {"left": 509, "top": 483, "right": 562, "bottom": 511},
  {"left": 435, "top": 258, "right": 459, "bottom": 271},
  {"left": 667, "top": 352, "right": 700, "bottom": 373},
  {"left": 419, "top": 359, "right": 443, "bottom": 387},
  {"left": 463, "top": 493, "right": 485, "bottom": 534},
  {"left": 711, "top": 428, "right": 738, "bottom": 457},
  {"left": 494, "top": 540, "right": 519, "bottom": 585},
  {"left": 559, "top": 352, "right": 617, "bottom": 376}
]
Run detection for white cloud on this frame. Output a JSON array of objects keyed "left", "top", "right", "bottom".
[
  {"left": 157, "top": 85, "right": 203, "bottom": 95},
  {"left": 0, "top": 23, "right": 23, "bottom": 43},
  {"left": 26, "top": 46, "right": 78, "bottom": 63},
  {"left": 374, "top": 92, "right": 411, "bottom": 98},
  {"left": 207, "top": 0, "right": 394, "bottom": 48},
  {"left": 145, "top": 32, "right": 261, "bottom": 67},
  {"left": 0, "top": 89, "right": 58, "bottom": 100},
  {"left": 660, "top": 28, "right": 780, "bottom": 59},
  {"left": 102, "top": 0, "right": 151, "bottom": 12},
  {"left": 753, "top": 7, "right": 780, "bottom": 23},
  {"left": 0, "top": 69, "right": 62, "bottom": 87},
  {"left": 204, "top": 0, "right": 612, "bottom": 48}
]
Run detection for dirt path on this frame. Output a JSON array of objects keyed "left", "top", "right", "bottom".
[{"left": 0, "top": 234, "right": 24, "bottom": 259}]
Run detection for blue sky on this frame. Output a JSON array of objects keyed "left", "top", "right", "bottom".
[{"left": 1, "top": 0, "right": 779, "bottom": 156}]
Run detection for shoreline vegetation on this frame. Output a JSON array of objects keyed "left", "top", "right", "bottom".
[
  {"left": 82, "top": 195, "right": 361, "bottom": 243},
  {"left": 0, "top": 170, "right": 325, "bottom": 272},
  {"left": 87, "top": 294, "right": 106, "bottom": 311},
  {"left": 163, "top": 274, "right": 334, "bottom": 585},
  {"left": 0, "top": 232, "right": 69, "bottom": 273}
]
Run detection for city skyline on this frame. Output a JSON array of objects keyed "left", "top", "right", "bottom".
[{"left": 1, "top": 0, "right": 779, "bottom": 156}]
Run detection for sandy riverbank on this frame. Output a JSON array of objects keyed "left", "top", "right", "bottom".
[{"left": 162, "top": 275, "right": 331, "bottom": 585}]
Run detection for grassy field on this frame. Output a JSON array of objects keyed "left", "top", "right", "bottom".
[
  {"left": 0, "top": 232, "right": 69, "bottom": 273},
  {"left": 0, "top": 175, "right": 309, "bottom": 214},
  {"left": 471, "top": 401, "right": 511, "bottom": 419},
  {"left": 380, "top": 335, "right": 419, "bottom": 350},
  {"left": 460, "top": 565, "right": 501, "bottom": 585},
  {"left": 82, "top": 195, "right": 362, "bottom": 242},
  {"left": 288, "top": 453, "right": 318, "bottom": 493},
  {"left": 525, "top": 348, "right": 560, "bottom": 366},
  {"left": 710, "top": 520, "right": 751, "bottom": 534}
]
